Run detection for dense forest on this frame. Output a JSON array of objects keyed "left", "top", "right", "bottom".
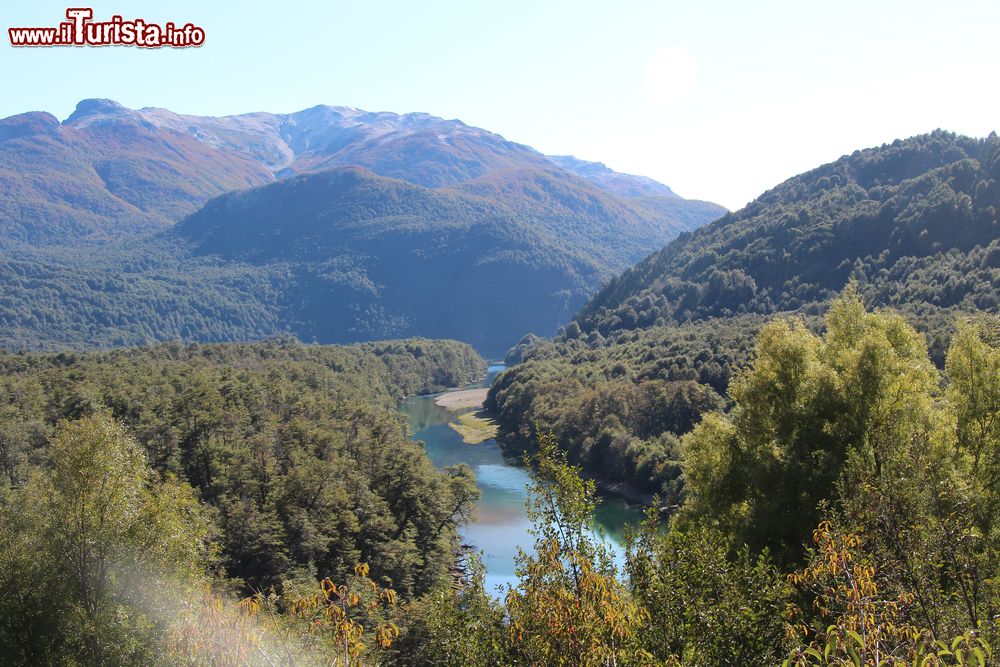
[
  {"left": 3, "top": 296, "right": 994, "bottom": 665},
  {"left": 416, "top": 297, "right": 999, "bottom": 666},
  {"left": 0, "top": 337, "right": 484, "bottom": 664},
  {"left": 575, "top": 131, "right": 999, "bottom": 335},
  {"left": 487, "top": 315, "right": 765, "bottom": 501},
  {"left": 488, "top": 131, "right": 1000, "bottom": 498},
  {"left": 0, "top": 162, "right": 720, "bottom": 355}
]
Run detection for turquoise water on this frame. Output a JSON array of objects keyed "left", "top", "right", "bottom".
[{"left": 401, "top": 363, "right": 645, "bottom": 594}]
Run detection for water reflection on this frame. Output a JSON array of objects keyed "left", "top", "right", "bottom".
[{"left": 401, "top": 363, "right": 645, "bottom": 594}]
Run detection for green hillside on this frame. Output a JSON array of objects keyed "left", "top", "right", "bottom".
[
  {"left": 0, "top": 165, "right": 721, "bottom": 356},
  {"left": 488, "top": 131, "right": 1000, "bottom": 499},
  {"left": 575, "top": 131, "right": 999, "bottom": 336}
]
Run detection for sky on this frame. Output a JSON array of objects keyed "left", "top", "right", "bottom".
[{"left": 2, "top": 0, "right": 998, "bottom": 210}]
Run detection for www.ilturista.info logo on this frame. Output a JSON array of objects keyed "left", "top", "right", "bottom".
[{"left": 8, "top": 8, "right": 205, "bottom": 48}]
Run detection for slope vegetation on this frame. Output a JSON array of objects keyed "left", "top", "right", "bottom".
[{"left": 489, "top": 131, "right": 1000, "bottom": 498}]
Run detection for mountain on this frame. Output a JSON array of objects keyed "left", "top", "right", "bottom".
[
  {"left": 0, "top": 100, "right": 725, "bottom": 354},
  {"left": 139, "top": 103, "right": 555, "bottom": 186},
  {"left": 547, "top": 155, "right": 679, "bottom": 198},
  {"left": 0, "top": 162, "right": 721, "bottom": 356},
  {"left": 0, "top": 100, "right": 724, "bottom": 248},
  {"left": 546, "top": 154, "right": 725, "bottom": 230},
  {"left": 573, "top": 130, "right": 999, "bottom": 337},
  {"left": 180, "top": 165, "right": 706, "bottom": 271},
  {"left": 487, "top": 130, "right": 1000, "bottom": 499},
  {"left": 167, "top": 163, "right": 709, "bottom": 353},
  {"left": 0, "top": 102, "right": 272, "bottom": 245}
]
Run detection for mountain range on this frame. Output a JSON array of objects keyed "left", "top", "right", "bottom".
[{"left": 0, "top": 100, "right": 726, "bottom": 354}]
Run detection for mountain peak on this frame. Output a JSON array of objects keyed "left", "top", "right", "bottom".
[
  {"left": 0, "top": 99, "right": 724, "bottom": 251},
  {"left": 0, "top": 111, "right": 60, "bottom": 142},
  {"left": 65, "top": 98, "right": 134, "bottom": 125}
]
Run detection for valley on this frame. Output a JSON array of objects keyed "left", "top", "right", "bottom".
[
  {"left": 0, "top": 101, "right": 996, "bottom": 667},
  {"left": 0, "top": 101, "right": 725, "bottom": 356}
]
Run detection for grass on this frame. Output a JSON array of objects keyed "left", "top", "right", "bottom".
[{"left": 449, "top": 410, "right": 499, "bottom": 444}]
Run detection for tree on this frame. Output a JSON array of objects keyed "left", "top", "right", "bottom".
[
  {"left": 681, "top": 290, "right": 938, "bottom": 562},
  {"left": 785, "top": 522, "right": 993, "bottom": 667},
  {"left": 945, "top": 320, "right": 1000, "bottom": 528},
  {"left": 503, "top": 432, "right": 652, "bottom": 666},
  {"left": 626, "top": 510, "right": 788, "bottom": 665},
  {"left": 392, "top": 554, "right": 510, "bottom": 667},
  {"left": 0, "top": 413, "right": 210, "bottom": 665},
  {"left": 406, "top": 432, "right": 653, "bottom": 666}
]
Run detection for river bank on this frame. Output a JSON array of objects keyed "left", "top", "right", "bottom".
[
  {"left": 401, "top": 364, "right": 645, "bottom": 593},
  {"left": 435, "top": 387, "right": 490, "bottom": 410}
]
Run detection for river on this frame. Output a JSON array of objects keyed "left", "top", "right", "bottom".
[{"left": 401, "top": 363, "right": 645, "bottom": 594}]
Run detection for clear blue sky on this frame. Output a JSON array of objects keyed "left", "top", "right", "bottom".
[{"left": 3, "top": 0, "right": 998, "bottom": 209}]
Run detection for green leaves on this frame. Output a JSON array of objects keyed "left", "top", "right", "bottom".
[
  {"left": 0, "top": 339, "right": 487, "bottom": 663},
  {"left": 945, "top": 319, "right": 1000, "bottom": 524},
  {"left": 625, "top": 520, "right": 788, "bottom": 665},
  {"left": 680, "top": 290, "right": 941, "bottom": 563},
  {"left": 0, "top": 413, "right": 212, "bottom": 665},
  {"left": 787, "top": 629, "right": 993, "bottom": 666},
  {"left": 505, "top": 431, "right": 651, "bottom": 667}
]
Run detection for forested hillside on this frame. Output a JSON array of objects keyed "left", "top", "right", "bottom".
[
  {"left": 0, "top": 102, "right": 272, "bottom": 245},
  {"left": 0, "top": 101, "right": 724, "bottom": 354},
  {"left": 0, "top": 163, "right": 721, "bottom": 355},
  {"left": 488, "top": 131, "right": 1000, "bottom": 499},
  {"left": 0, "top": 337, "right": 483, "bottom": 663},
  {"left": 576, "top": 131, "right": 999, "bottom": 335}
]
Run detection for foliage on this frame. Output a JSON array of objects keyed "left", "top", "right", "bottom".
[
  {"left": 576, "top": 131, "right": 999, "bottom": 340},
  {"left": 682, "top": 291, "right": 944, "bottom": 560},
  {"left": 503, "top": 433, "right": 652, "bottom": 666},
  {"left": 674, "top": 295, "right": 999, "bottom": 655},
  {"left": 486, "top": 317, "right": 760, "bottom": 500},
  {"left": 0, "top": 338, "right": 482, "bottom": 600},
  {"left": 825, "top": 314, "right": 1000, "bottom": 644},
  {"left": 290, "top": 563, "right": 399, "bottom": 662},
  {"left": 3, "top": 301, "right": 986, "bottom": 665},
  {"left": 946, "top": 319, "right": 1000, "bottom": 526},
  {"left": 391, "top": 554, "right": 510, "bottom": 667},
  {"left": 0, "top": 413, "right": 211, "bottom": 665},
  {"left": 785, "top": 522, "right": 993, "bottom": 667},
  {"left": 165, "top": 564, "right": 399, "bottom": 667},
  {"left": 405, "top": 433, "right": 653, "bottom": 666},
  {"left": 626, "top": 511, "right": 789, "bottom": 665}
]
